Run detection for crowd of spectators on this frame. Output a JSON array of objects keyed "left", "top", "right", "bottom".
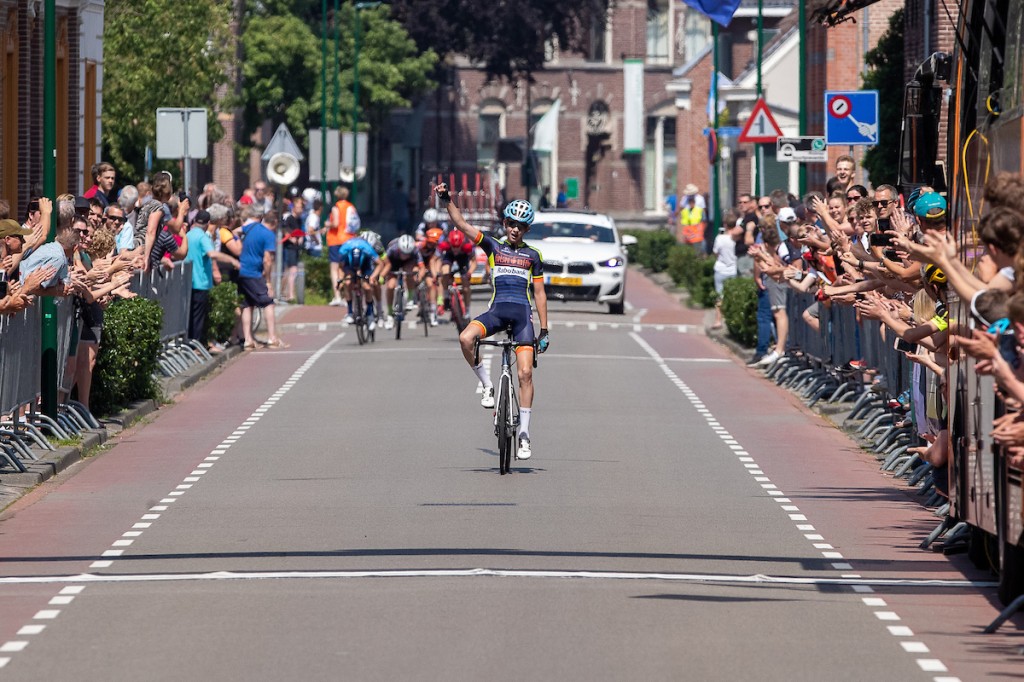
[
  {"left": 695, "top": 154, "right": 1024, "bottom": 494},
  {"left": 0, "top": 162, "right": 311, "bottom": 414}
]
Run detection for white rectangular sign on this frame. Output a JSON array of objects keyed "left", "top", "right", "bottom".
[
  {"left": 155, "top": 108, "right": 208, "bottom": 159},
  {"left": 308, "top": 128, "right": 340, "bottom": 182},
  {"left": 623, "top": 59, "right": 644, "bottom": 154}
]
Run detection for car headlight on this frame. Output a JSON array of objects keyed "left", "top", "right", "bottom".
[{"left": 598, "top": 256, "right": 624, "bottom": 267}]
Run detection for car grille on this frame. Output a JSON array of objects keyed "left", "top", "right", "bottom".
[
  {"left": 547, "top": 285, "right": 601, "bottom": 301},
  {"left": 543, "top": 261, "right": 565, "bottom": 274},
  {"left": 567, "top": 262, "right": 595, "bottom": 274}
]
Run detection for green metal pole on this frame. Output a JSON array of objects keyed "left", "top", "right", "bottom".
[
  {"left": 333, "top": 0, "right": 340, "bottom": 129},
  {"left": 321, "top": 0, "right": 328, "bottom": 206},
  {"left": 798, "top": 0, "right": 808, "bottom": 196},
  {"left": 712, "top": 23, "right": 721, "bottom": 237},
  {"left": 41, "top": 0, "right": 57, "bottom": 418},
  {"left": 352, "top": 5, "right": 361, "bottom": 205},
  {"left": 756, "top": 0, "right": 763, "bottom": 197}
]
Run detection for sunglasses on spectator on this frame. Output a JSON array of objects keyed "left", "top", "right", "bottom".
[
  {"left": 872, "top": 200, "right": 892, "bottom": 207},
  {"left": 846, "top": 194, "right": 862, "bottom": 201},
  {"left": 758, "top": 203, "right": 772, "bottom": 210},
  {"left": 105, "top": 215, "right": 127, "bottom": 224}
]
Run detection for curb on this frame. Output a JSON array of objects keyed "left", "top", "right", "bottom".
[{"left": 0, "top": 345, "right": 242, "bottom": 508}]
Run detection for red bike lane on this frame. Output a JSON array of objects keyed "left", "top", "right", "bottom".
[
  {"left": 626, "top": 276, "right": 1024, "bottom": 678},
  {"left": 0, "top": 329, "right": 340, "bottom": 654}
]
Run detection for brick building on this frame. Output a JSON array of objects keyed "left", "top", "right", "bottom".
[
  {"left": 0, "top": 0, "right": 104, "bottom": 217},
  {"left": 412, "top": 0, "right": 689, "bottom": 228}
]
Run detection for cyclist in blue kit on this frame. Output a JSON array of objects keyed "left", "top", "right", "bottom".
[{"left": 434, "top": 182, "right": 549, "bottom": 460}]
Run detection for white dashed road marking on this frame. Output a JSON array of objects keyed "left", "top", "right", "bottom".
[
  {"left": 629, "top": 331, "right": 961, "bottom": 682},
  {"left": 0, "top": 332, "right": 346, "bottom": 674}
]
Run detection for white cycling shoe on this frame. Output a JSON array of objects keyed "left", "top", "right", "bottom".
[
  {"left": 368, "top": 318, "right": 377, "bottom": 332},
  {"left": 343, "top": 314, "right": 354, "bottom": 325},
  {"left": 384, "top": 316, "right": 395, "bottom": 330},
  {"left": 517, "top": 437, "right": 532, "bottom": 460},
  {"left": 480, "top": 386, "right": 495, "bottom": 409}
]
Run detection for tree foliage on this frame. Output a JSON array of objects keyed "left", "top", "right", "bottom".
[
  {"left": 861, "top": 8, "right": 904, "bottom": 187},
  {"left": 102, "top": 0, "right": 234, "bottom": 179},
  {"left": 390, "top": 0, "right": 612, "bottom": 80},
  {"left": 239, "top": 3, "right": 437, "bottom": 150}
]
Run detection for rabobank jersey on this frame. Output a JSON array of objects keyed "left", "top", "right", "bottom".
[{"left": 475, "top": 233, "right": 543, "bottom": 306}]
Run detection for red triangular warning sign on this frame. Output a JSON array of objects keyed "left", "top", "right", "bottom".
[{"left": 738, "top": 97, "right": 783, "bottom": 144}]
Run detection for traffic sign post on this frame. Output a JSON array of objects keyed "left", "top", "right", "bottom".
[
  {"left": 738, "top": 97, "right": 783, "bottom": 144},
  {"left": 776, "top": 136, "right": 827, "bottom": 163},
  {"left": 824, "top": 90, "right": 879, "bottom": 145}
]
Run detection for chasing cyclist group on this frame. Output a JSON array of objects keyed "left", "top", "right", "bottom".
[{"left": 322, "top": 184, "right": 550, "bottom": 460}]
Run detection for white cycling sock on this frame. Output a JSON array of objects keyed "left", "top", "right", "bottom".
[
  {"left": 473, "top": 363, "right": 492, "bottom": 389},
  {"left": 519, "top": 408, "right": 531, "bottom": 440}
]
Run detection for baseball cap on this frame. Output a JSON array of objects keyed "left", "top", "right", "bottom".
[
  {"left": 74, "top": 196, "right": 91, "bottom": 213},
  {"left": 0, "top": 219, "right": 32, "bottom": 238},
  {"left": 913, "top": 192, "right": 947, "bottom": 219},
  {"left": 778, "top": 207, "right": 798, "bottom": 223},
  {"left": 192, "top": 209, "right": 211, "bottom": 225}
]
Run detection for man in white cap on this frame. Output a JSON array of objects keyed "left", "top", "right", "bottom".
[{"left": 679, "top": 185, "right": 707, "bottom": 251}]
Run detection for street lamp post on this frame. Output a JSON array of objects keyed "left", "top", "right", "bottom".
[{"left": 351, "top": 1, "right": 381, "bottom": 206}]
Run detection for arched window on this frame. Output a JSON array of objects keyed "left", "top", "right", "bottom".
[{"left": 477, "top": 99, "right": 506, "bottom": 167}]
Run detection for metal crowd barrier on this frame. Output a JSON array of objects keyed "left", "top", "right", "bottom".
[{"left": 129, "top": 261, "right": 211, "bottom": 378}]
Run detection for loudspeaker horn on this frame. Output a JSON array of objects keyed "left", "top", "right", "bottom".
[
  {"left": 339, "top": 166, "right": 366, "bottom": 183},
  {"left": 267, "top": 152, "right": 300, "bottom": 186}
]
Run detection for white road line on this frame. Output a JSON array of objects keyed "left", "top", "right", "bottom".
[
  {"left": 629, "top": 330, "right": 961, "bottom": 679},
  {"left": 632, "top": 308, "right": 648, "bottom": 323},
  {"left": 0, "top": 569, "right": 995, "bottom": 588}
]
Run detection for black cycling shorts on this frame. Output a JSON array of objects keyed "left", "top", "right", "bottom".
[{"left": 471, "top": 303, "right": 535, "bottom": 345}]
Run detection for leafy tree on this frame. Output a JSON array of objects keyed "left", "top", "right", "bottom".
[
  {"left": 238, "top": 3, "right": 437, "bottom": 151},
  {"left": 102, "top": 0, "right": 234, "bottom": 179},
  {"left": 861, "top": 8, "right": 904, "bottom": 187},
  {"left": 390, "top": 0, "right": 612, "bottom": 80}
]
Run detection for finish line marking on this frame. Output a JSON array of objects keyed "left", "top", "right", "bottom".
[{"left": 0, "top": 569, "right": 998, "bottom": 588}]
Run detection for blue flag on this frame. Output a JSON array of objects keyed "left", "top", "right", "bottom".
[{"left": 680, "top": 0, "right": 744, "bottom": 27}]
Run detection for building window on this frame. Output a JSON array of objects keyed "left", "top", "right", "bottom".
[
  {"left": 477, "top": 102, "right": 504, "bottom": 167},
  {"left": 647, "top": 0, "right": 671, "bottom": 65},
  {"left": 644, "top": 117, "right": 675, "bottom": 211},
  {"left": 683, "top": 11, "right": 711, "bottom": 62},
  {"left": 585, "top": 13, "right": 608, "bottom": 63},
  {"left": 2, "top": 11, "right": 18, "bottom": 208}
]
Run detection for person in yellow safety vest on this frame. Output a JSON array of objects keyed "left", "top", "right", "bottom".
[
  {"left": 325, "top": 185, "right": 362, "bottom": 305},
  {"left": 679, "top": 194, "right": 706, "bottom": 249}
]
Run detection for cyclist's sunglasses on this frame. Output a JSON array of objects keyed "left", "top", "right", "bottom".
[{"left": 504, "top": 217, "right": 529, "bottom": 231}]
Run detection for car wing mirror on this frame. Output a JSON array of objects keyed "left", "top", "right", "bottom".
[{"left": 621, "top": 234, "right": 638, "bottom": 246}]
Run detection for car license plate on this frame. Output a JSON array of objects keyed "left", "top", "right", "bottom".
[{"left": 549, "top": 276, "right": 582, "bottom": 286}]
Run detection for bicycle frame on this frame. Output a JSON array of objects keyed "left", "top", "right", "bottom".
[{"left": 474, "top": 327, "right": 538, "bottom": 475}]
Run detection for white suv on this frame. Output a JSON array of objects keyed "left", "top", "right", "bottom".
[{"left": 527, "top": 209, "right": 636, "bottom": 314}]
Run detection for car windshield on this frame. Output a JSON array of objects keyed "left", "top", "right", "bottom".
[{"left": 530, "top": 221, "right": 615, "bottom": 243}]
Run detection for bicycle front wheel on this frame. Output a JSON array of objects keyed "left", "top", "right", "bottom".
[
  {"left": 419, "top": 291, "right": 430, "bottom": 337},
  {"left": 497, "top": 374, "right": 513, "bottom": 475},
  {"left": 394, "top": 289, "right": 404, "bottom": 340},
  {"left": 354, "top": 289, "right": 367, "bottom": 346},
  {"left": 450, "top": 288, "right": 468, "bottom": 332}
]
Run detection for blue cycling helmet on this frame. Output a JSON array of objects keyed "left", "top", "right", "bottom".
[
  {"left": 503, "top": 199, "right": 535, "bottom": 226},
  {"left": 913, "top": 192, "right": 947, "bottom": 219}
]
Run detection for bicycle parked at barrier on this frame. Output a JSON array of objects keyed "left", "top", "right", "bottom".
[{"left": 475, "top": 325, "right": 537, "bottom": 475}]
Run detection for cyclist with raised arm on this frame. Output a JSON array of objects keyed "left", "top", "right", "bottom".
[
  {"left": 377, "top": 234, "right": 425, "bottom": 330},
  {"left": 434, "top": 182, "right": 549, "bottom": 460}
]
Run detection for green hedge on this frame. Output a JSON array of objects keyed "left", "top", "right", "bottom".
[
  {"left": 622, "top": 229, "right": 677, "bottom": 273},
  {"left": 91, "top": 297, "right": 163, "bottom": 416},
  {"left": 721, "top": 277, "right": 758, "bottom": 347},
  {"left": 207, "top": 282, "right": 240, "bottom": 343},
  {"left": 301, "top": 254, "right": 332, "bottom": 303}
]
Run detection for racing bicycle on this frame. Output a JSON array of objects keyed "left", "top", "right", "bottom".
[
  {"left": 475, "top": 326, "right": 538, "bottom": 475},
  {"left": 393, "top": 271, "right": 408, "bottom": 340},
  {"left": 415, "top": 279, "right": 431, "bottom": 337},
  {"left": 349, "top": 276, "right": 375, "bottom": 345},
  {"left": 447, "top": 275, "right": 469, "bottom": 332}
]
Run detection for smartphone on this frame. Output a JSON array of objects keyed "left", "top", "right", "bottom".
[
  {"left": 998, "top": 333, "right": 1021, "bottom": 369},
  {"left": 855, "top": 292, "right": 866, "bottom": 301},
  {"left": 869, "top": 232, "right": 894, "bottom": 248},
  {"left": 894, "top": 337, "right": 915, "bottom": 353}
]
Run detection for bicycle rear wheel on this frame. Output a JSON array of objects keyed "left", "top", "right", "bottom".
[{"left": 497, "top": 374, "right": 513, "bottom": 475}]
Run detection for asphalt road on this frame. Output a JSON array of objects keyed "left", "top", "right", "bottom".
[{"left": 0, "top": 272, "right": 1020, "bottom": 681}]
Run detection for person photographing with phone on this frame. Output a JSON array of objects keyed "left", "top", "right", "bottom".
[{"left": 434, "top": 182, "right": 549, "bottom": 460}]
